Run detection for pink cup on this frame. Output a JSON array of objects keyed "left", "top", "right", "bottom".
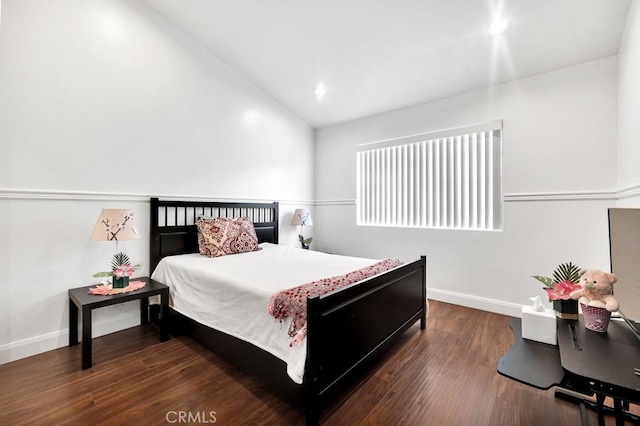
[{"left": 580, "top": 303, "right": 611, "bottom": 332}]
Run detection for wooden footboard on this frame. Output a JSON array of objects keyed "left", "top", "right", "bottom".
[{"left": 304, "top": 257, "right": 426, "bottom": 424}]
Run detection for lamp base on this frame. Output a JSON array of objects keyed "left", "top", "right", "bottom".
[
  {"left": 112, "top": 276, "right": 129, "bottom": 289},
  {"left": 298, "top": 234, "right": 311, "bottom": 250}
]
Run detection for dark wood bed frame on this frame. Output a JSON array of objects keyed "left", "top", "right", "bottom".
[{"left": 149, "top": 197, "right": 427, "bottom": 425}]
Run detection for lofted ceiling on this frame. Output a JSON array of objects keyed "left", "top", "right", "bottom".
[{"left": 142, "top": 0, "right": 632, "bottom": 129}]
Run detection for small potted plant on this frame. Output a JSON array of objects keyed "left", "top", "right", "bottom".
[
  {"left": 93, "top": 252, "right": 142, "bottom": 289},
  {"left": 298, "top": 235, "right": 313, "bottom": 250},
  {"left": 532, "top": 262, "right": 582, "bottom": 319}
]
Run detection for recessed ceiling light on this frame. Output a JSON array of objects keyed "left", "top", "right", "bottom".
[
  {"left": 314, "top": 83, "right": 326, "bottom": 99},
  {"left": 488, "top": 18, "right": 508, "bottom": 36}
]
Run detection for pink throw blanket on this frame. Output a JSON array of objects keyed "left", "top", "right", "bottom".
[{"left": 267, "top": 259, "right": 404, "bottom": 346}]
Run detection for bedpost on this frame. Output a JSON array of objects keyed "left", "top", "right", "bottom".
[
  {"left": 305, "top": 295, "right": 321, "bottom": 426},
  {"left": 273, "top": 202, "right": 279, "bottom": 244},
  {"left": 150, "top": 198, "right": 160, "bottom": 273},
  {"left": 421, "top": 255, "right": 427, "bottom": 330}
]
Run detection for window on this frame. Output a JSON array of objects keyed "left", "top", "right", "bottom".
[{"left": 356, "top": 121, "right": 503, "bottom": 230}]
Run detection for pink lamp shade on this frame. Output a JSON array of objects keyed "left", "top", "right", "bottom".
[
  {"left": 291, "top": 209, "right": 313, "bottom": 227},
  {"left": 90, "top": 209, "right": 139, "bottom": 241}
]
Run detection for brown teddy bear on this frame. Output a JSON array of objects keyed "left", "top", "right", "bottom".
[{"left": 569, "top": 269, "right": 619, "bottom": 312}]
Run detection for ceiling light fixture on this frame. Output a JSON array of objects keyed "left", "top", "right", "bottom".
[
  {"left": 488, "top": 18, "right": 508, "bottom": 36},
  {"left": 314, "top": 83, "right": 326, "bottom": 99}
]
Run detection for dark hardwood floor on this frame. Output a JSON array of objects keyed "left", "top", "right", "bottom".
[{"left": 0, "top": 301, "right": 636, "bottom": 425}]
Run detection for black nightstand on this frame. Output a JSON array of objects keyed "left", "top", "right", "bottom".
[{"left": 68, "top": 277, "right": 169, "bottom": 370}]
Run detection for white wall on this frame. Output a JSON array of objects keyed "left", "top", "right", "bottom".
[
  {"left": 618, "top": 0, "right": 640, "bottom": 206},
  {"left": 315, "top": 57, "right": 619, "bottom": 316},
  {"left": 0, "top": 0, "right": 314, "bottom": 363}
]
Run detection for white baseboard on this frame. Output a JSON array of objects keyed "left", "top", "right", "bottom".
[
  {"left": 427, "top": 288, "right": 523, "bottom": 318},
  {"left": 0, "top": 316, "right": 141, "bottom": 366}
]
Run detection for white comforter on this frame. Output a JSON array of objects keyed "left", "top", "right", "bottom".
[{"left": 150, "top": 243, "right": 379, "bottom": 384}]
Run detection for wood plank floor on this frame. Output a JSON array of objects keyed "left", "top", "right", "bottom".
[{"left": 0, "top": 301, "right": 637, "bottom": 425}]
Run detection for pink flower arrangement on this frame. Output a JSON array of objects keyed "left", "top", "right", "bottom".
[
  {"left": 532, "top": 262, "right": 582, "bottom": 302},
  {"left": 93, "top": 252, "right": 141, "bottom": 279},
  {"left": 543, "top": 279, "right": 581, "bottom": 301},
  {"left": 113, "top": 263, "right": 134, "bottom": 278}
]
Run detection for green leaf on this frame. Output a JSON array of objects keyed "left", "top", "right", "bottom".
[
  {"left": 531, "top": 275, "right": 555, "bottom": 288},
  {"left": 552, "top": 262, "right": 581, "bottom": 284},
  {"left": 111, "top": 252, "right": 131, "bottom": 270},
  {"left": 92, "top": 271, "right": 114, "bottom": 277}
]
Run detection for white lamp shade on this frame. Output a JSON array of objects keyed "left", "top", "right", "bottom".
[
  {"left": 90, "top": 209, "right": 140, "bottom": 241},
  {"left": 291, "top": 209, "right": 313, "bottom": 226}
]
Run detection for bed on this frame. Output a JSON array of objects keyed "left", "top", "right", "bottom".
[{"left": 149, "top": 198, "right": 426, "bottom": 425}]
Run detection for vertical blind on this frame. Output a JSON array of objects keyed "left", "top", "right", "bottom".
[{"left": 356, "top": 123, "right": 503, "bottom": 230}]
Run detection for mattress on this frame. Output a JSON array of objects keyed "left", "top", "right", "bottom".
[{"left": 150, "top": 243, "right": 380, "bottom": 384}]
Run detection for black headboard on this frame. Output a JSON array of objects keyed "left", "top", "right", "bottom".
[{"left": 149, "top": 198, "right": 279, "bottom": 272}]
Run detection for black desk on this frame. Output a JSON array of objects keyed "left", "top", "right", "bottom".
[
  {"left": 498, "top": 317, "right": 640, "bottom": 426},
  {"left": 497, "top": 319, "right": 565, "bottom": 389}
]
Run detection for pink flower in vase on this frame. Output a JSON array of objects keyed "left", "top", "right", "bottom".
[
  {"left": 113, "top": 264, "right": 134, "bottom": 278},
  {"left": 544, "top": 279, "right": 581, "bottom": 301},
  {"left": 93, "top": 252, "right": 141, "bottom": 280}
]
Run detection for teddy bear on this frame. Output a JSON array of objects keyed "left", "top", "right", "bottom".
[{"left": 569, "top": 269, "right": 619, "bottom": 312}]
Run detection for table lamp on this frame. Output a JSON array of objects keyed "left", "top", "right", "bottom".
[{"left": 90, "top": 209, "right": 141, "bottom": 288}]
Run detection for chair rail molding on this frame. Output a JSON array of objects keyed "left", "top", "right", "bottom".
[
  {"left": 617, "top": 183, "right": 640, "bottom": 200},
  {"left": 3, "top": 186, "right": 639, "bottom": 205},
  {"left": 313, "top": 186, "right": 639, "bottom": 206},
  {"left": 0, "top": 188, "right": 313, "bottom": 206}
]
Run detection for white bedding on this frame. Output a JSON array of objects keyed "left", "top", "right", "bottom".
[{"left": 150, "top": 243, "right": 380, "bottom": 384}]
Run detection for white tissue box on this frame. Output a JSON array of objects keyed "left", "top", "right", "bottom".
[{"left": 521, "top": 306, "right": 557, "bottom": 345}]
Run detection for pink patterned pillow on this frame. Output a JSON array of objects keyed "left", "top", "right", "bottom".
[{"left": 196, "top": 216, "right": 261, "bottom": 257}]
